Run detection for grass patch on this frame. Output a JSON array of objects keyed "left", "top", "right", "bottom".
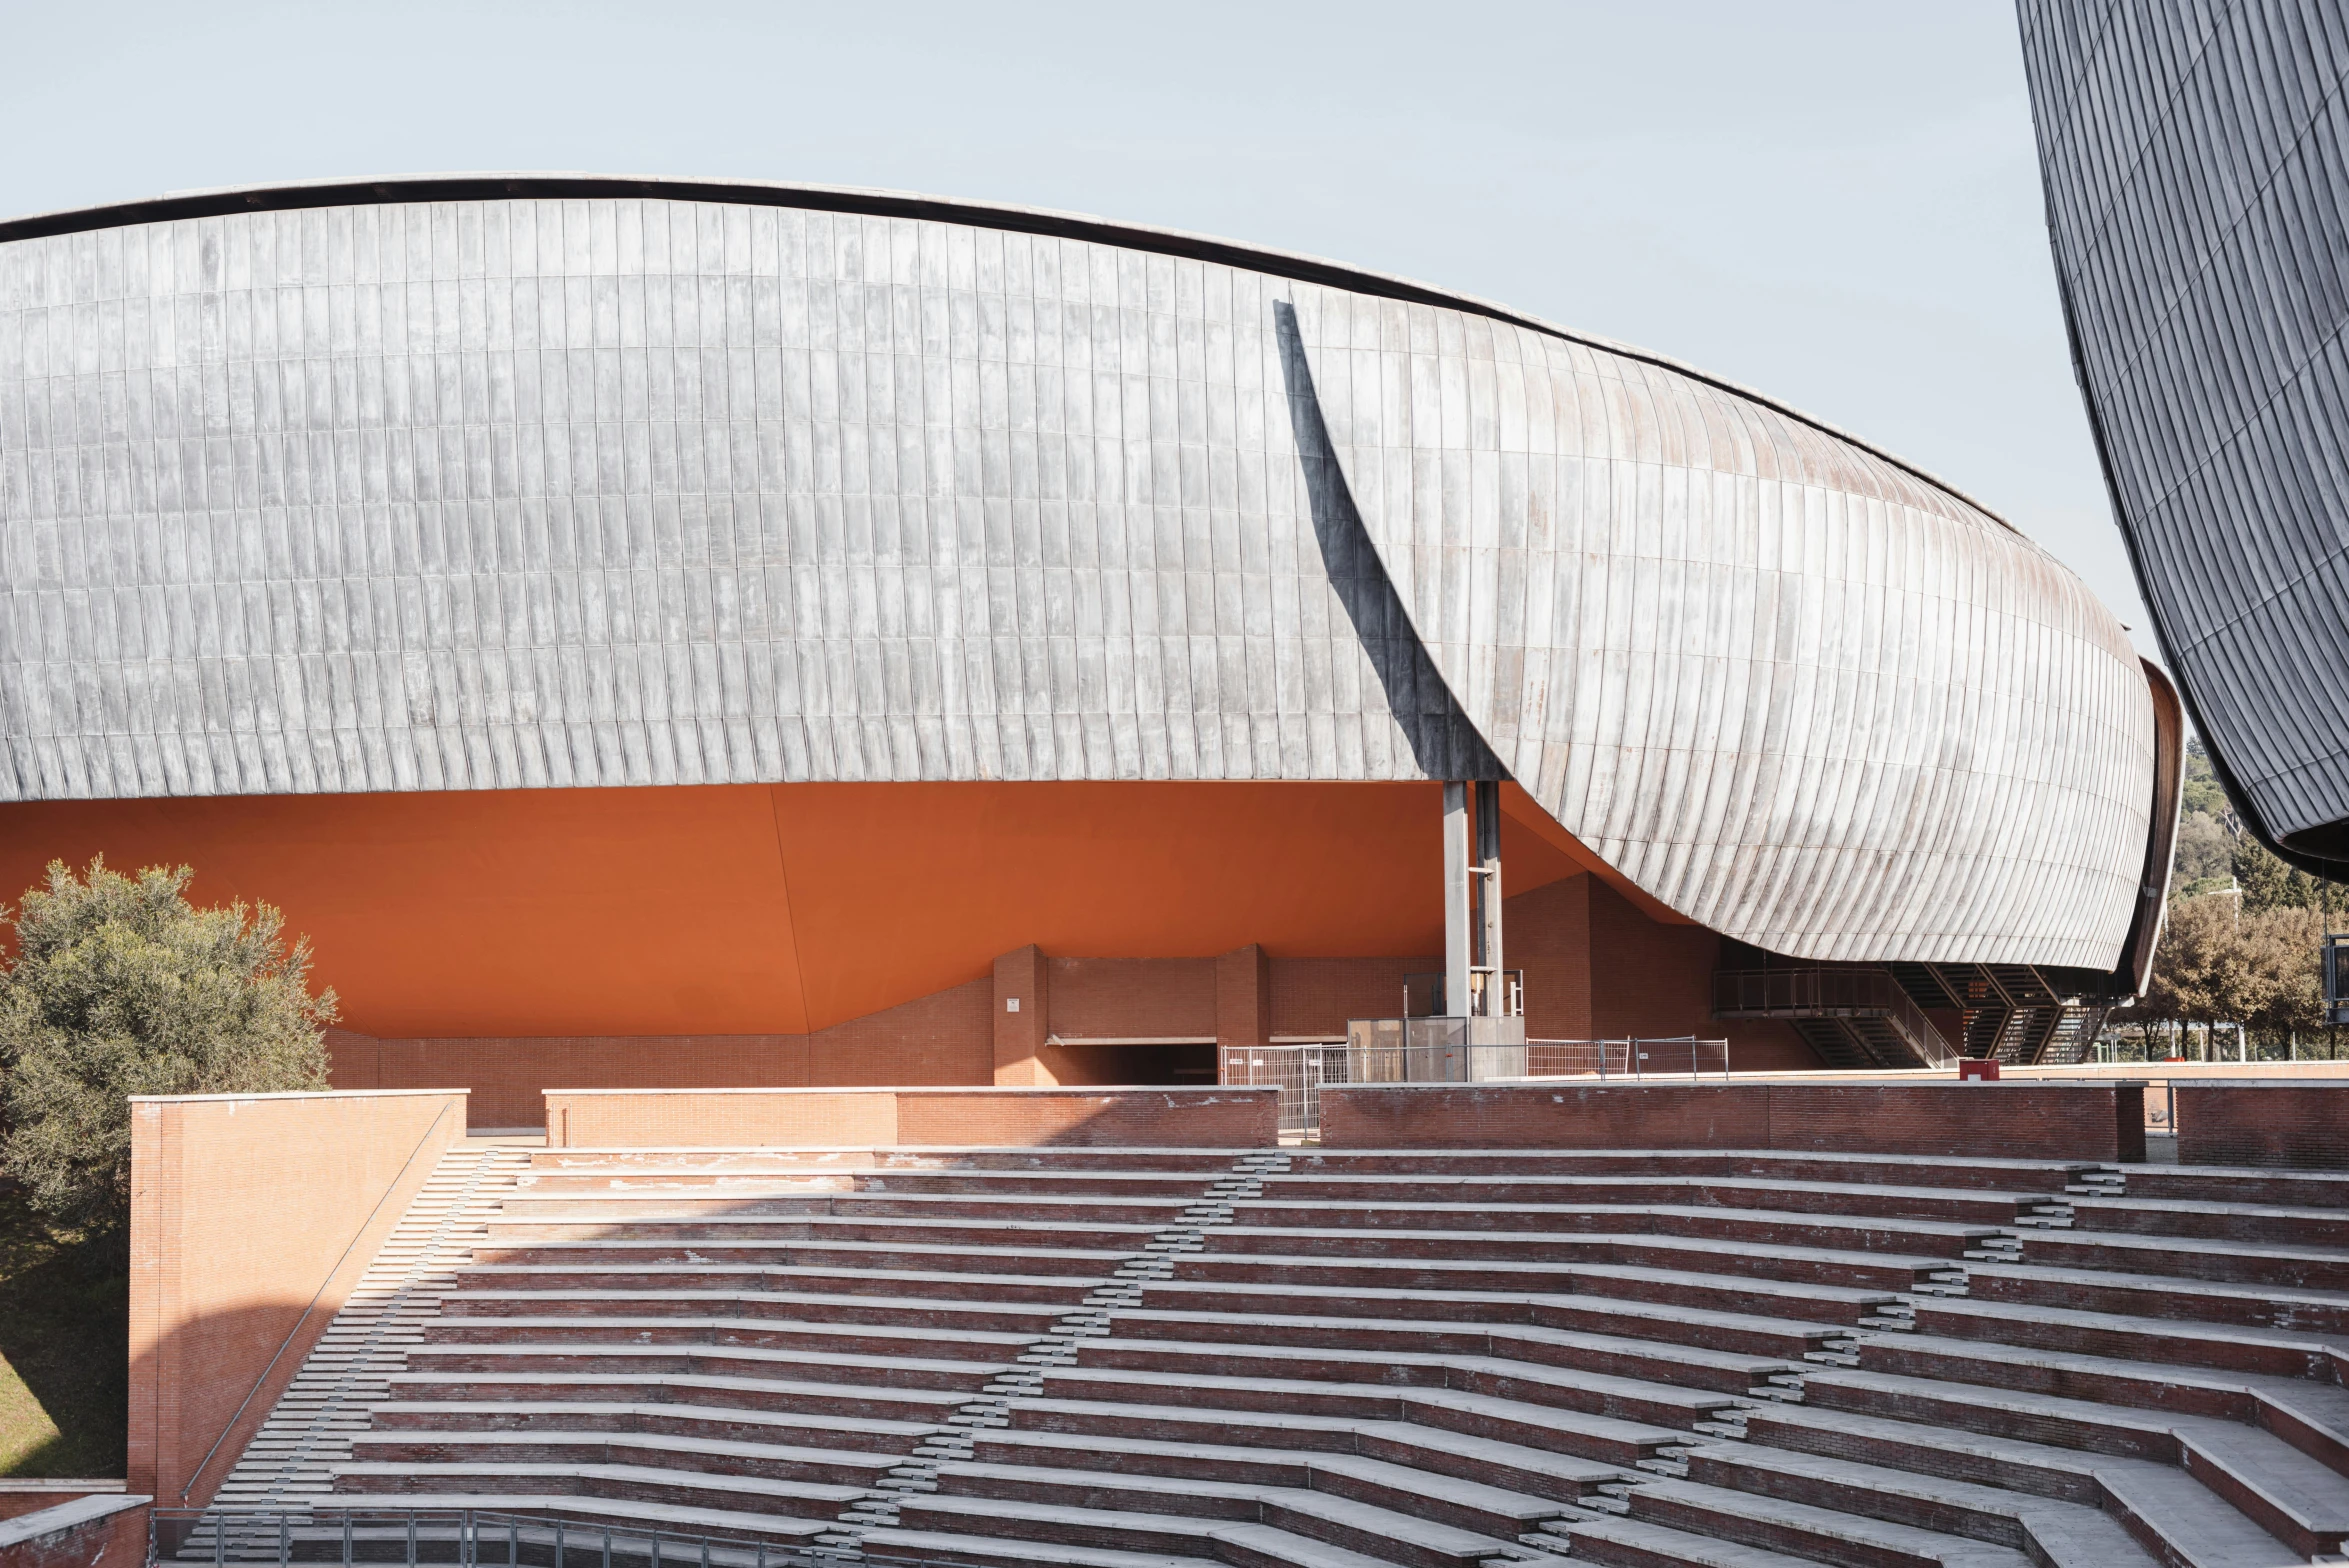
[{"left": 0, "top": 1190, "right": 124, "bottom": 1476}]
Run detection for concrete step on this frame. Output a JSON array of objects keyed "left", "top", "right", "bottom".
[
  {"left": 859, "top": 1524, "right": 1349, "bottom": 1568},
  {"left": 994, "top": 1399, "right": 1626, "bottom": 1505},
  {"left": 964, "top": 1424, "right": 1614, "bottom": 1527},
  {"left": 1801, "top": 1364, "right": 2349, "bottom": 1557},
  {"left": 1023, "top": 1366, "right": 1689, "bottom": 1467},
  {"left": 1193, "top": 1229, "right": 1944, "bottom": 1295},
  {"left": 469, "top": 1236, "right": 1135, "bottom": 1273},
  {"left": 435, "top": 1286, "right": 1079, "bottom": 1333},
  {"left": 400, "top": 1338, "right": 1009, "bottom": 1391},
  {"left": 327, "top": 1460, "right": 867, "bottom": 1519},
  {"left": 454, "top": 1259, "right": 1104, "bottom": 1303},
  {"left": 1962, "top": 1260, "right": 2349, "bottom": 1336},
  {"left": 1249, "top": 1177, "right": 2055, "bottom": 1226},
  {"left": 2071, "top": 1197, "right": 2349, "bottom": 1250},
  {"left": 1620, "top": 1474, "right": 2031, "bottom": 1567},
  {"left": 2022, "top": 1228, "right": 2349, "bottom": 1291},
  {"left": 1066, "top": 1335, "right": 1739, "bottom": 1429},
  {"left": 531, "top": 1145, "right": 1252, "bottom": 1175},
  {"left": 382, "top": 1368, "right": 973, "bottom": 1423},
  {"left": 413, "top": 1313, "right": 1038, "bottom": 1361},
  {"left": 1215, "top": 1208, "right": 2004, "bottom": 1261},
  {"left": 499, "top": 1188, "right": 1202, "bottom": 1221},
  {"left": 1910, "top": 1295, "right": 2346, "bottom": 1382},
  {"left": 1127, "top": 1276, "right": 1879, "bottom": 1361},
  {"left": 1281, "top": 1150, "right": 2102, "bottom": 1193},
  {"left": 274, "top": 1490, "right": 837, "bottom": 1545},
  {"left": 930, "top": 1457, "right": 1537, "bottom": 1568},
  {"left": 2118, "top": 1166, "right": 2349, "bottom": 1210},
  {"left": 1106, "top": 1305, "right": 1800, "bottom": 1396},
  {"left": 1854, "top": 1330, "right": 2342, "bottom": 1438},
  {"left": 1742, "top": 1402, "right": 2308, "bottom": 1568},
  {"left": 366, "top": 1398, "right": 933, "bottom": 1451},
  {"left": 1169, "top": 1248, "right": 1907, "bottom": 1314},
  {"left": 480, "top": 1214, "right": 1173, "bottom": 1247},
  {"left": 1170, "top": 1246, "right": 1939, "bottom": 1302},
  {"left": 1534, "top": 1510, "right": 1826, "bottom": 1568},
  {"left": 889, "top": 1490, "right": 1476, "bottom": 1568},
  {"left": 342, "top": 1427, "right": 900, "bottom": 1487},
  {"left": 1677, "top": 1439, "right": 2159, "bottom": 1568}
]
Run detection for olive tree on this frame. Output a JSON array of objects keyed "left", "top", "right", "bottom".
[{"left": 0, "top": 859, "right": 336, "bottom": 1237}]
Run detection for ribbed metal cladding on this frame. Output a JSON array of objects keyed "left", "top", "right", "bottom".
[
  {"left": 2020, "top": 0, "right": 2349, "bottom": 870},
  {"left": 0, "top": 178, "right": 2159, "bottom": 967}
]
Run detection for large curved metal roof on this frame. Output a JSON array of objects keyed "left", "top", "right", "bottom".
[{"left": 0, "top": 171, "right": 2013, "bottom": 532}]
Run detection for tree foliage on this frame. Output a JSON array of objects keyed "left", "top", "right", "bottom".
[
  {"left": 2128, "top": 738, "right": 2339, "bottom": 1055},
  {"left": 0, "top": 859, "right": 336, "bottom": 1237}
]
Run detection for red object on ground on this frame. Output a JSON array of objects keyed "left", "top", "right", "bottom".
[{"left": 1959, "top": 1059, "right": 2002, "bottom": 1081}]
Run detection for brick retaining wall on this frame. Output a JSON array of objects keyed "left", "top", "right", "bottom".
[
  {"left": 0, "top": 1496, "right": 150, "bottom": 1568},
  {"left": 544, "top": 1085, "right": 1281, "bottom": 1149},
  {"left": 2176, "top": 1082, "right": 2349, "bottom": 1169},
  {"left": 127, "top": 1089, "right": 467, "bottom": 1505},
  {"left": 1319, "top": 1080, "right": 2146, "bottom": 1161}
]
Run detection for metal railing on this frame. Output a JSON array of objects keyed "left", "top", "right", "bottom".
[
  {"left": 149, "top": 1509, "right": 966, "bottom": 1568},
  {"left": 1711, "top": 967, "right": 1957, "bottom": 1069},
  {"left": 1524, "top": 1037, "right": 1731, "bottom": 1079},
  {"left": 1224, "top": 1033, "right": 1734, "bottom": 1136}
]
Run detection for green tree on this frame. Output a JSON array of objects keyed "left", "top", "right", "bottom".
[{"left": 0, "top": 859, "right": 335, "bottom": 1239}]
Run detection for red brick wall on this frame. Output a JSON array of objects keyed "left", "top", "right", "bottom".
[
  {"left": 127, "top": 1090, "right": 465, "bottom": 1504},
  {"left": 1216, "top": 946, "right": 1270, "bottom": 1052},
  {"left": 0, "top": 1499, "right": 150, "bottom": 1568},
  {"left": 1048, "top": 958, "right": 1216, "bottom": 1039},
  {"left": 1586, "top": 882, "right": 1818, "bottom": 1069},
  {"left": 1268, "top": 958, "right": 1432, "bottom": 1038},
  {"left": 1509, "top": 877, "right": 1592, "bottom": 1041},
  {"left": 1321, "top": 1080, "right": 2143, "bottom": 1160},
  {"left": 2177, "top": 1084, "right": 2349, "bottom": 1169},
  {"left": 545, "top": 1086, "right": 1278, "bottom": 1148}
]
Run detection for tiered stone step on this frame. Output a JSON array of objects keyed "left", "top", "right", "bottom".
[{"left": 283, "top": 1143, "right": 2349, "bottom": 1568}]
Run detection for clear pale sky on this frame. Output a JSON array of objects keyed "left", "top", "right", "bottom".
[{"left": 0, "top": 0, "right": 2156, "bottom": 658}]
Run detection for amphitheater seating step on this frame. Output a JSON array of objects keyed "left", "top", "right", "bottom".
[{"left": 199, "top": 1139, "right": 2349, "bottom": 1568}]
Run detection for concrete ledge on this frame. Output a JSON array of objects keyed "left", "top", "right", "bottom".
[
  {"left": 1319, "top": 1080, "right": 2146, "bottom": 1162},
  {"left": 543, "top": 1086, "right": 1281, "bottom": 1149},
  {"left": 0, "top": 1493, "right": 150, "bottom": 1568},
  {"left": 2176, "top": 1082, "right": 2349, "bottom": 1169}
]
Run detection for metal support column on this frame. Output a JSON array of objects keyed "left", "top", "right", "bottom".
[
  {"left": 1472, "top": 780, "right": 1504, "bottom": 1015},
  {"left": 1443, "top": 782, "right": 1471, "bottom": 1017}
]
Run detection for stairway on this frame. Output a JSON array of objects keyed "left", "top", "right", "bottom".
[
  {"left": 202, "top": 1137, "right": 535, "bottom": 1510},
  {"left": 161, "top": 1141, "right": 2345, "bottom": 1568}
]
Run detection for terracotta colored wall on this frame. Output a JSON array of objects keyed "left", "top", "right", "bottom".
[
  {"left": 331, "top": 981, "right": 993, "bottom": 1128},
  {"left": 127, "top": 1090, "right": 465, "bottom": 1504},
  {"left": 1321, "top": 1080, "right": 2144, "bottom": 1161},
  {"left": 544, "top": 1086, "right": 1279, "bottom": 1149},
  {"left": 0, "top": 1497, "right": 150, "bottom": 1568},
  {"left": 0, "top": 781, "right": 1593, "bottom": 1041},
  {"left": 1509, "top": 876, "right": 1593, "bottom": 1041},
  {"left": 2176, "top": 1084, "right": 2349, "bottom": 1168}
]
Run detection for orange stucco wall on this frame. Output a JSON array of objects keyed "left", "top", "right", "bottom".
[{"left": 0, "top": 780, "right": 1597, "bottom": 1039}]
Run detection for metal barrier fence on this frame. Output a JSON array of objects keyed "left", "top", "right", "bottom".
[
  {"left": 149, "top": 1509, "right": 966, "bottom": 1568},
  {"left": 1223, "top": 1036, "right": 1732, "bottom": 1136},
  {"left": 1220, "top": 1043, "right": 1349, "bottom": 1135},
  {"left": 1526, "top": 1037, "right": 1731, "bottom": 1079}
]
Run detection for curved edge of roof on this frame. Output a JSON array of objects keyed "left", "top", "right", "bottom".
[{"left": 0, "top": 170, "right": 2013, "bottom": 530}]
